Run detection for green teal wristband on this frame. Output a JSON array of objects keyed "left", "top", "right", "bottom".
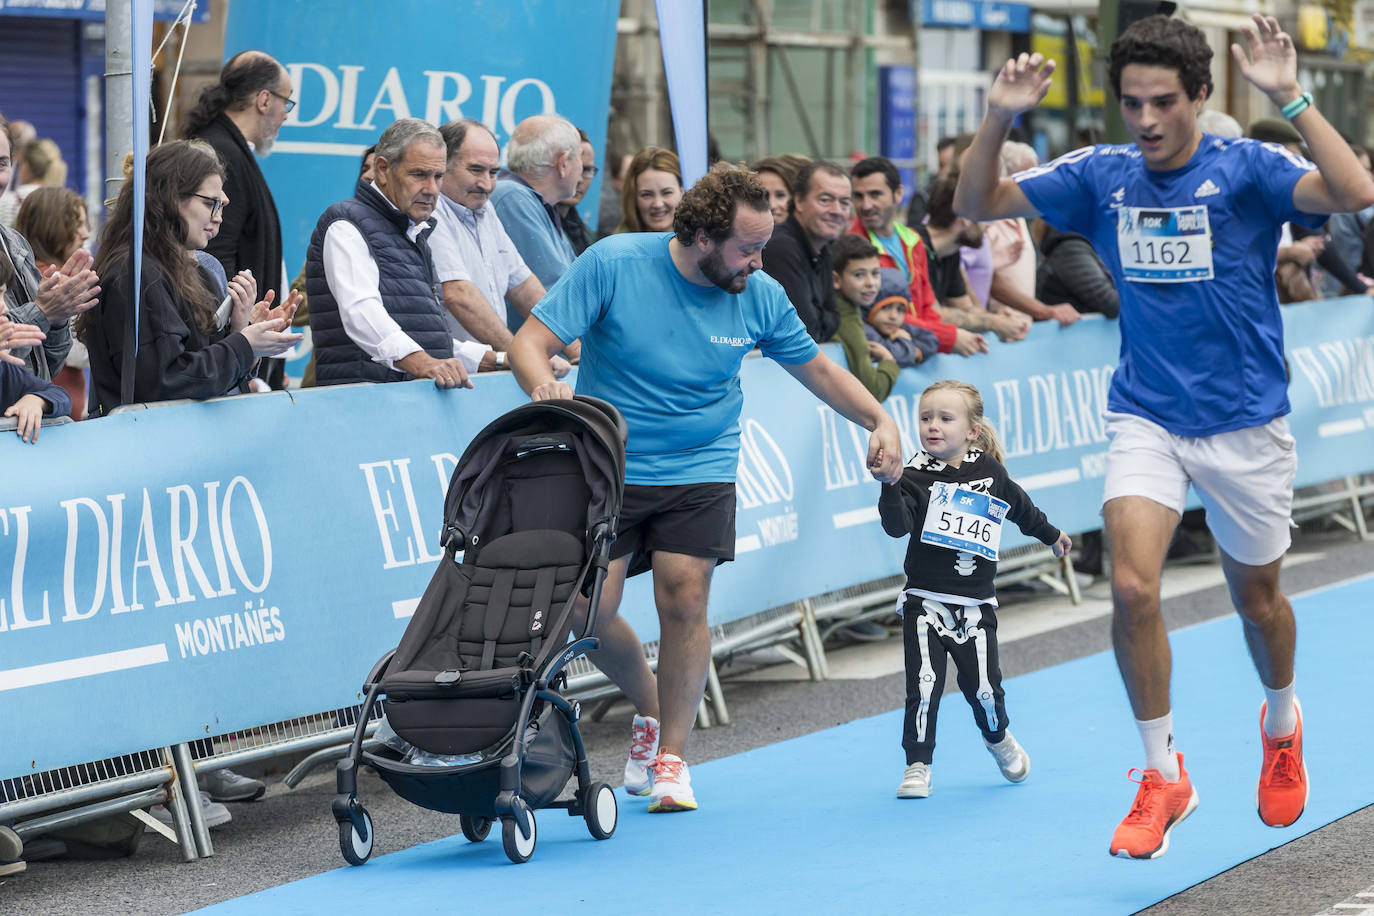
[{"left": 1281, "top": 92, "right": 1313, "bottom": 120}]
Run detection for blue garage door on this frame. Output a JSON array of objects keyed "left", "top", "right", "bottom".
[{"left": 0, "top": 16, "right": 85, "bottom": 193}]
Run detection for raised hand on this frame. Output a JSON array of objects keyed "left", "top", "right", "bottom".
[
  {"left": 1231, "top": 14, "right": 1300, "bottom": 101},
  {"left": 988, "top": 52, "right": 1056, "bottom": 118}
]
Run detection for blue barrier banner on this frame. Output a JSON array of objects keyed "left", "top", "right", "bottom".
[
  {"left": 221, "top": 0, "right": 620, "bottom": 300},
  {"left": 3, "top": 299, "right": 1371, "bottom": 776}
]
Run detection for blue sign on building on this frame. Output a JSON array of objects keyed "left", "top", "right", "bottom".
[
  {"left": 878, "top": 65, "right": 917, "bottom": 204},
  {"left": 0, "top": 0, "right": 209, "bottom": 22},
  {"left": 919, "top": 0, "right": 1031, "bottom": 32}
]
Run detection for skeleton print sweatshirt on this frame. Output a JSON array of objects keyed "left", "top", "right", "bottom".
[{"left": 877, "top": 448, "right": 1061, "bottom": 606}]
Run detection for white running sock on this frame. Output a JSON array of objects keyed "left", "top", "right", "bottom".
[
  {"left": 1136, "top": 713, "right": 1180, "bottom": 781},
  {"left": 1263, "top": 680, "right": 1298, "bottom": 738}
]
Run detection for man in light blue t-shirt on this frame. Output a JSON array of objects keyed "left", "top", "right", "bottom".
[
  {"left": 510, "top": 164, "right": 903, "bottom": 814},
  {"left": 956, "top": 14, "right": 1374, "bottom": 860}
]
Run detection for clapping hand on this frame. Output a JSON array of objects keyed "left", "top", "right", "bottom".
[
  {"left": 0, "top": 312, "right": 48, "bottom": 365},
  {"left": 35, "top": 248, "right": 100, "bottom": 323},
  {"left": 988, "top": 52, "right": 1056, "bottom": 119},
  {"left": 250, "top": 288, "right": 301, "bottom": 326}
]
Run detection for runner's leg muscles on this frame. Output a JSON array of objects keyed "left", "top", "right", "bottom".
[
  {"left": 1220, "top": 552, "right": 1295, "bottom": 690},
  {"left": 649, "top": 551, "right": 717, "bottom": 757},
  {"left": 1105, "top": 496, "right": 1180, "bottom": 720},
  {"left": 578, "top": 555, "right": 660, "bottom": 718}
]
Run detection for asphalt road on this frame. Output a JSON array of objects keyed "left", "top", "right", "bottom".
[{"left": 3, "top": 526, "right": 1372, "bottom": 915}]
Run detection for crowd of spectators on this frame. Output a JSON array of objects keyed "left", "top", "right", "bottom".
[{"left": 6, "top": 57, "right": 1374, "bottom": 442}]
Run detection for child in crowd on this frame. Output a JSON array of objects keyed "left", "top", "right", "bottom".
[
  {"left": 828, "top": 233, "right": 900, "bottom": 401},
  {"left": 865, "top": 268, "right": 938, "bottom": 369},
  {"left": 0, "top": 257, "right": 73, "bottom": 442},
  {"left": 878, "top": 379, "right": 1071, "bottom": 798}
]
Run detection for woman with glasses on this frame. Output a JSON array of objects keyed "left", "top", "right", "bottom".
[{"left": 77, "top": 140, "right": 301, "bottom": 416}]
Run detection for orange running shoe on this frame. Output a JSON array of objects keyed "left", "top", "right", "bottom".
[
  {"left": 1109, "top": 753, "right": 1199, "bottom": 860},
  {"left": 1257, "top": 700, "right": 1308, "bottom": 828}
]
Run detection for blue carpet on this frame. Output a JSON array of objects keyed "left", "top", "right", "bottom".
[{"left": 195, "top": 575, "right": 1374, "bottom": 916}]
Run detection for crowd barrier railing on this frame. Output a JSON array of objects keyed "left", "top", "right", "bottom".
[{"left": 4, "top": 298, "right": 1374, "bottom": 859}]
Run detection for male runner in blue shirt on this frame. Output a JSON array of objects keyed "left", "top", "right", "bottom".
[
  {"left": 955, "top": 14, "right": 1374, "bottom": 859},
  {"left": 509, "top": 164, "right": 903, "bottom": 814}
]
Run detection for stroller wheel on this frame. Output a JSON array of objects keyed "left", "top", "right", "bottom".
[
  {"left": 583, "top": 782, "right": 618, "bottom": 840},
  {"left": 459, "top": 814, "right": 492, "bottom": 843},
  {"left": 338, "top": 807, "right": 374, "bottom": 866},
  {"left": 501, "top": 801, "right": 537, "bottom": 864}
]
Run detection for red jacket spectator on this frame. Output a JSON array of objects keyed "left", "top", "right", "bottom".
[{"left": 847, "top": 215, "right": 957, "bottom": 353}]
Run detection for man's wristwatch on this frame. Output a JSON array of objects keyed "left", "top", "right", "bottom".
[{"left": 494, "top": 351, "right": 507, "bottom": 369}]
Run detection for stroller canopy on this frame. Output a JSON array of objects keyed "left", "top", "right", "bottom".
[{"left": 443, "top": 395, "right": 627, "bottom": 554}]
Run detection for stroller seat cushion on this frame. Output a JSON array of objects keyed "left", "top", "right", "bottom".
[{"left": 474, "top": 528, "right": 584, "bottom": 568}]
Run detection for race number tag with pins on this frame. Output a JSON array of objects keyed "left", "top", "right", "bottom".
[
  {"left": 1117, "top": 205, "right": 1214, "bottom": 282},
  {"left": 919, "top": 483, "right": 1009, "bottom": 560}
]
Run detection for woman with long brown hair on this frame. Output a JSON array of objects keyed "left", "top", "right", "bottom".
[
  {"left": 77, "top": 140, "right": 299, "bottom": 416},
  {"left": 616, "top": 147, "right": 683, "bottom": 233}
]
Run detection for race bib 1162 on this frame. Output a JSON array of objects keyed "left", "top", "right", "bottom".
[{"left": 1116, "top": 204, "right": 1214, "bottom": 283}]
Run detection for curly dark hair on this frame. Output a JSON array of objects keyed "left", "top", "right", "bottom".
[
  {"left": 672, "top": 163, "right": 770, "bottom": 246},
  {"left": 1109, "top": 15, "right": 1213, "bottom": 102},
  {"left": 183, "top": 51, "right": 285, "bottom": 138}
]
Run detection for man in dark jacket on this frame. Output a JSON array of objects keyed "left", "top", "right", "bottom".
[
  {"left": 183, "top": 51, "right": 291, "bottom": 387},
  {"left": 762, "top": 160, "right": 851, "bottom": 342}
]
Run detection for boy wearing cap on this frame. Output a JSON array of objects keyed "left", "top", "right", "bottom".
[{"left": 865, "top": 267, "right": 939, "bottom": 369}]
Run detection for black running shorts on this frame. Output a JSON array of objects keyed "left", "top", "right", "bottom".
[{"left": 610, "top": 482, "right": 736, "bottom": 578}]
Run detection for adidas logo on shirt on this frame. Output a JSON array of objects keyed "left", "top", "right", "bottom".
[{"left": 1194, "top": 179, "right": 1221, "bottom": 198}]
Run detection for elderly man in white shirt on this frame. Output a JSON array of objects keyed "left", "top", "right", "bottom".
[
  {"left": 430, "top": 119, "right": 574, "bottom": 374},
  {"left": 307, "top": 118, "right": 494, "bottom": 388}
]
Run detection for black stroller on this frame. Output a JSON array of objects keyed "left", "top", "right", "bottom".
[{"left": 332, "top": 396, "right": 627, "bottom": 865}]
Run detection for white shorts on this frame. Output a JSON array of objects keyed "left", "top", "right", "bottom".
[{"left": 1102, "top": 412, "right": 1297, "bottom": 566}]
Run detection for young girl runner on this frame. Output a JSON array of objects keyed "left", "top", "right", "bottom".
[{"left": 878, "top": 380, "right": 1072, "bottom": 798}]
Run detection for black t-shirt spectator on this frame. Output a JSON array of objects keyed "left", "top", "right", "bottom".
[{"left": 915, "top": 224, "right": 966, "bottom": 305}]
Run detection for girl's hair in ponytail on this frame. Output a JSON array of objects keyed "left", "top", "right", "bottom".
[{"left": 921, "top": 379, "right": 1005, "bottom": 464}]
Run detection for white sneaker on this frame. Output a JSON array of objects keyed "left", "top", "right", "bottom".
[
  {"left": 984, "top": 731, "right": 1030, "bottom": 783},
  {"left": 146, "top": 791, "right": 231, "bottom": 832},
  {"left": 897, "top": 762, "right": 931, "bottom": 798},
  {"left": 198, "top": 767, "right": 265, "bottom": 802},
  {"left": 648, "top": 751, "right": 697, "bottom": 812},
  {"left": 622, "top": 714, "right": 660, "bottom": 797}
]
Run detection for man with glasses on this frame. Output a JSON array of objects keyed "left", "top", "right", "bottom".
[
  {"left": 761, "top": 160, "right": 852, "bottom": 343},
  {"left": 184, "top": 49, "right": 294, "bottom": 390}
]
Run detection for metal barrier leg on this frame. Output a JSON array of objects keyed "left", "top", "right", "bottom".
[
  {"left": 704, "top": 657, "right": 730, "bottom": 726},
  {"left": 1060, "top": 554, "right": 1082, "bottom": 605},
  {"left": 798, "top": 599, "right": 829, "bottom": 681},
  {"left": 696, "top": 698, "right": 712, "bottom": 729},
  {"left": 172, "top": 743, "right": 212, "bottom": 858},
  {"left": 1348, "top": 476, "right": 1369, "bottom": 540}
]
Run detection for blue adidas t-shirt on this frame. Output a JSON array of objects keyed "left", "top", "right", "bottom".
[
  {"left": 1015, "top": 136, "right": 1323, "bottom": 437},
  {"left": 533, "top": 233, "right": 819, "bottom": 485}
]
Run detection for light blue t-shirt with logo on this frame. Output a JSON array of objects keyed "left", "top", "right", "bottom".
[
  {"left": 1014, "top": 136, "right": 1323, "bottom": 438},
  {"left": 533, "top": 232, "right": 819, "bottom": 485},
  {"left": 875, "top": 233, "right": 909, "bottom": 283}
]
